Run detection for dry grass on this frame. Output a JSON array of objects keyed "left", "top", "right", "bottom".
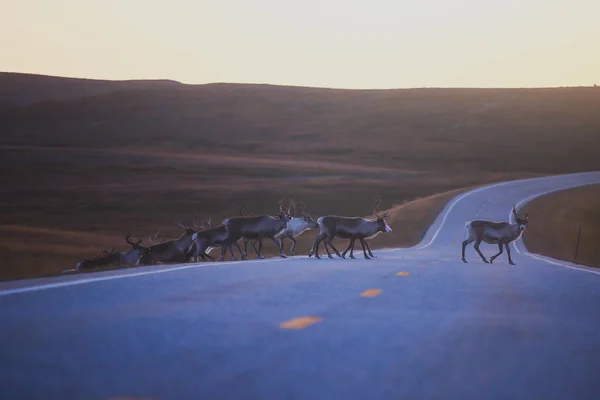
[
  {"left": 522, "top": 184, "right": 600, "bottom": 268},
  {"left": 1, "top": 74, "right": 599, "bottom": 281}
]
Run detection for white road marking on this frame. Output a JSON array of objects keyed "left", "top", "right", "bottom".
[
  {"left": 0, "top": 258, "right": 292, "bottom": 297},
  {"left": 507, "top": 180, "right": 600, "bottom": 276}
]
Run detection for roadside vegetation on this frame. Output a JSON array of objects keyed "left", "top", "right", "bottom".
[{"left": 522, "top": 185, "right": 600, "bottom": 268}]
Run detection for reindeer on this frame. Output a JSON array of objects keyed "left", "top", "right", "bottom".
[
  {"left": 137, "top": 221, "right": 197, "bottom": 265},
  {"left": 461, "top": 205, "right": 529, "bottom": 265},
  {"left": 74, "top": 248, "right": 121, "bottom": 271},
  {"left": 72, "top": 233, "right": 150, "bottom": 271},
  {"left": 274, "top": 200, "right": 319, "bottom": 256},
  {"left": 122, "top": 232, "right": 152, "bottom": 266},
  {"left": 220, "top": 199, "right": 291, "bottom": 260},
  {"left": 308, "top": 196, "right": 392, "bottom": 259},
  {"left": 185, "top": 218, "right": 243, "bottom": 262}
]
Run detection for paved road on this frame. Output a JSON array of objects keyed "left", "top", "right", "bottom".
[{"left": 1, "top": 172, "right": 600, "bottom": 400}]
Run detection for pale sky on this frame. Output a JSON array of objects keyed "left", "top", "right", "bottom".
[{"left": 1, "top": 0, "right": 599, "bottom": 89}]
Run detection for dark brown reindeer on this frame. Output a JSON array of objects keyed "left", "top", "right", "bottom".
[
  {"left": 137, "top": 221, "right": 197, "bottom": 265},
  {"left": 308, "top": 197, "right": 393, "bottom": 259},
  {"left": 74, "top": 248, "right": 121, "bottom": 271},
  {"left": 220, "top": 199, "right": 291, "bottom": 260},
  {"left": 185, "top": 219, "right": 244, "bottom": 262},
  {"left": 461, "top": 205, "right": 529, "bottom": 265},
  {"left": 72, "top": 233, "right": 150, "bottom": 272}
]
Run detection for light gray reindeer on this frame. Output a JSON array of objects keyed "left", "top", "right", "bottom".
[
  {"left": 339, "top": 196, "right": 390, "bottom": 259},
  {"left": 308, "top": 197, "right": 392, "bottom": 259},
  {"left": 185, "top": 218, "right": 243, "bottom": 262},
  {"left": 461, "top": 205, "right": 529, "bottom": 265},
  {"left": 137, "top": 221, "right": 197, "bottom": 265},
  {"left": 274, "top": 199, "right": 319, "bottom": 256},
  {"left": 220, "top": 199, "right": 291, "bottom": 260}
]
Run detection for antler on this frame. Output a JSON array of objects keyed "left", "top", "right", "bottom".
[
  {"left": 372, "top": 195, "right": 389, "bottom": 219},
  {"left": 299, "top": 202, "right": 311, "bottom": 217},
  {"left": 236, "top": 203, "right": 246, "bottom": 217},
  {"left": 124, "top": 232, "right": 143, "bottom": 247},
  {"left": 204, "top": 217, "right": 213, "bottom": 227},
  {"left": 373, "top": 195, "right": 382, "bottom": 217},
  {"left": 148, "top": 231, "right": 160, "bottom": 245},
  {"left": 174, "top": 220, "right": 189, "bottom": 230},
  {"left": 193, "top": 220, "right": 205, "bottom": 230},
  {"left": 278, "top": 198, "right": 286, "bottom": 214},
  {"left": 513, "top": 204, "right": 529, "bottom": 220},
  {"left": 287, "top": 197, "right": 295, "bottom": 216},
  {"left": 102, "top": 248, "right": 115, "bottom": 256}
]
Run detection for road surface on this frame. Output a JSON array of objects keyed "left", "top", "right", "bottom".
[{"left": 1, "top": 171, "right": 600, "bottom": 400}]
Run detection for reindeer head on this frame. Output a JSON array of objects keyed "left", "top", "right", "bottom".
[
  {"left": 299, "top": 203, "right": 319, "bottom": 229},
  {"left": 512, "top": 205, "right": 529, "bottom": 230},
  {"left": 175, "top": 221, "right": 196, "bottom": 236},
  {"left": 277, "top": 198, "right": 292, "bottom": 227},
  {"left": 125, "top": 233, "right": 151, "bottom": 256},
  {"left": 373, "top": 195, "right": 393, "bottom": 233}
]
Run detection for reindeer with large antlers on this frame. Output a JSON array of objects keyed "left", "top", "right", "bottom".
[
  {"left": 122, "top": 232, "right": 152, "bottom": 266},
  {"left": 220, "top": 199, "right": 291, "bottom": 260},
  {"left": 309, "top": 196, "right": 393, "bottom": 259},
  {"left": 274, "top": 199, "right": 319, "bottom": 256},
  {"left": 73, "top": 233, "right": 150, "bottom": 272},
  {"left": 137, "top": 221, "right": 197, "bottom": 265},
  {"left": 461, "top": 205, "right": 529, "bottom": 265}
]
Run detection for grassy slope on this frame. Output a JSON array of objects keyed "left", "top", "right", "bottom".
[
  {"left": 1, "top": 73, "right": 599, "bottom": 280},
  {"left": 522, "top": 184, "right": 600, "bottom": 268}
]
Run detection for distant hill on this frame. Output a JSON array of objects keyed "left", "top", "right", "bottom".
[
  {"left": 1, "top": 73, "right": 599, "bottom": 174},
  {"left": 0, "top": 72, "right": 182, "bottom": 106}
]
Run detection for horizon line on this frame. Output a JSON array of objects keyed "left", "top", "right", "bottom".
[{"left": 2, "top": 70, "right": 598, "bottom": 91}]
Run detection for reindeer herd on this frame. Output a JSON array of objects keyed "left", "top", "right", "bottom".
[
  {"left": 73, "top": 197, "right": 393, "bottom": 272},
  {"left": 73, "top": 197, "right": 531, "bottom": 273}
]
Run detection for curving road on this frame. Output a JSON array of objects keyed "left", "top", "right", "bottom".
[{"left": 1, "top": 171, "right": 600, "bottom": 400}]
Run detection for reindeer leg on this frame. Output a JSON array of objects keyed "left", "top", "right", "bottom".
[
  {"left": 202, "top": 251, "right": 215, "bottom": 261},
  {"left": 219, "top": 244, "right": 226, "bottom": 261},
  {"left": 490, "top": 242, "right": 503, "bottom": 264},
  {"left": 323, "top": 239, "right": 334, "bottom": 259},
  {"left": 270, "top": 235, "right": 287, "bottom": 258},
  {"left": 242, "top": 238, "right": 249, "bottom": 260},
  {"left": 256, "top": 237, "right": 265, "bottom": 259},
  {"left": 227, "top": 244, "right": 237, "bottom": 261},
  {"left": 310, "top": 233, "right": 326, "bottom": 259},
  {"left": 359, "top": 238, "right": 371, "bottom": 259},
  {"left": 365, "top": 240, "right": 376, "bottom": 258},
  {"left": 506, "top": 243, "right": 516, "bottom": 265},
  {"left": 342, "top": 238, "right": 356, "bottom": 258},
  {"left": 232, "top": 242, "right": 243, "bottom": 260},
  {"left": 326, "top": 239, "right": 343, "bottom": 258},
  {"left": 289, "top": 237, "right": 297, "bottom": 256},
  {"left": 462, "top": 237, "right": 475, "bottom": 263},
  {"left": 249, "top": 239, "right": 260, "bottom": 257},
  {"left": 474, "top": 239, "right": 489, "bottom": 263}
]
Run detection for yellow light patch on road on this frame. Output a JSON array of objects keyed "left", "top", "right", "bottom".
[
  {"left": 279, "top": 316, "right": 323, "bottom": 329},
  {"left": 360, "top": 289, "right": 382, "bottom": 297},
  {"left": 396, "top": 272, "right": 410, "bottom": 276}
]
